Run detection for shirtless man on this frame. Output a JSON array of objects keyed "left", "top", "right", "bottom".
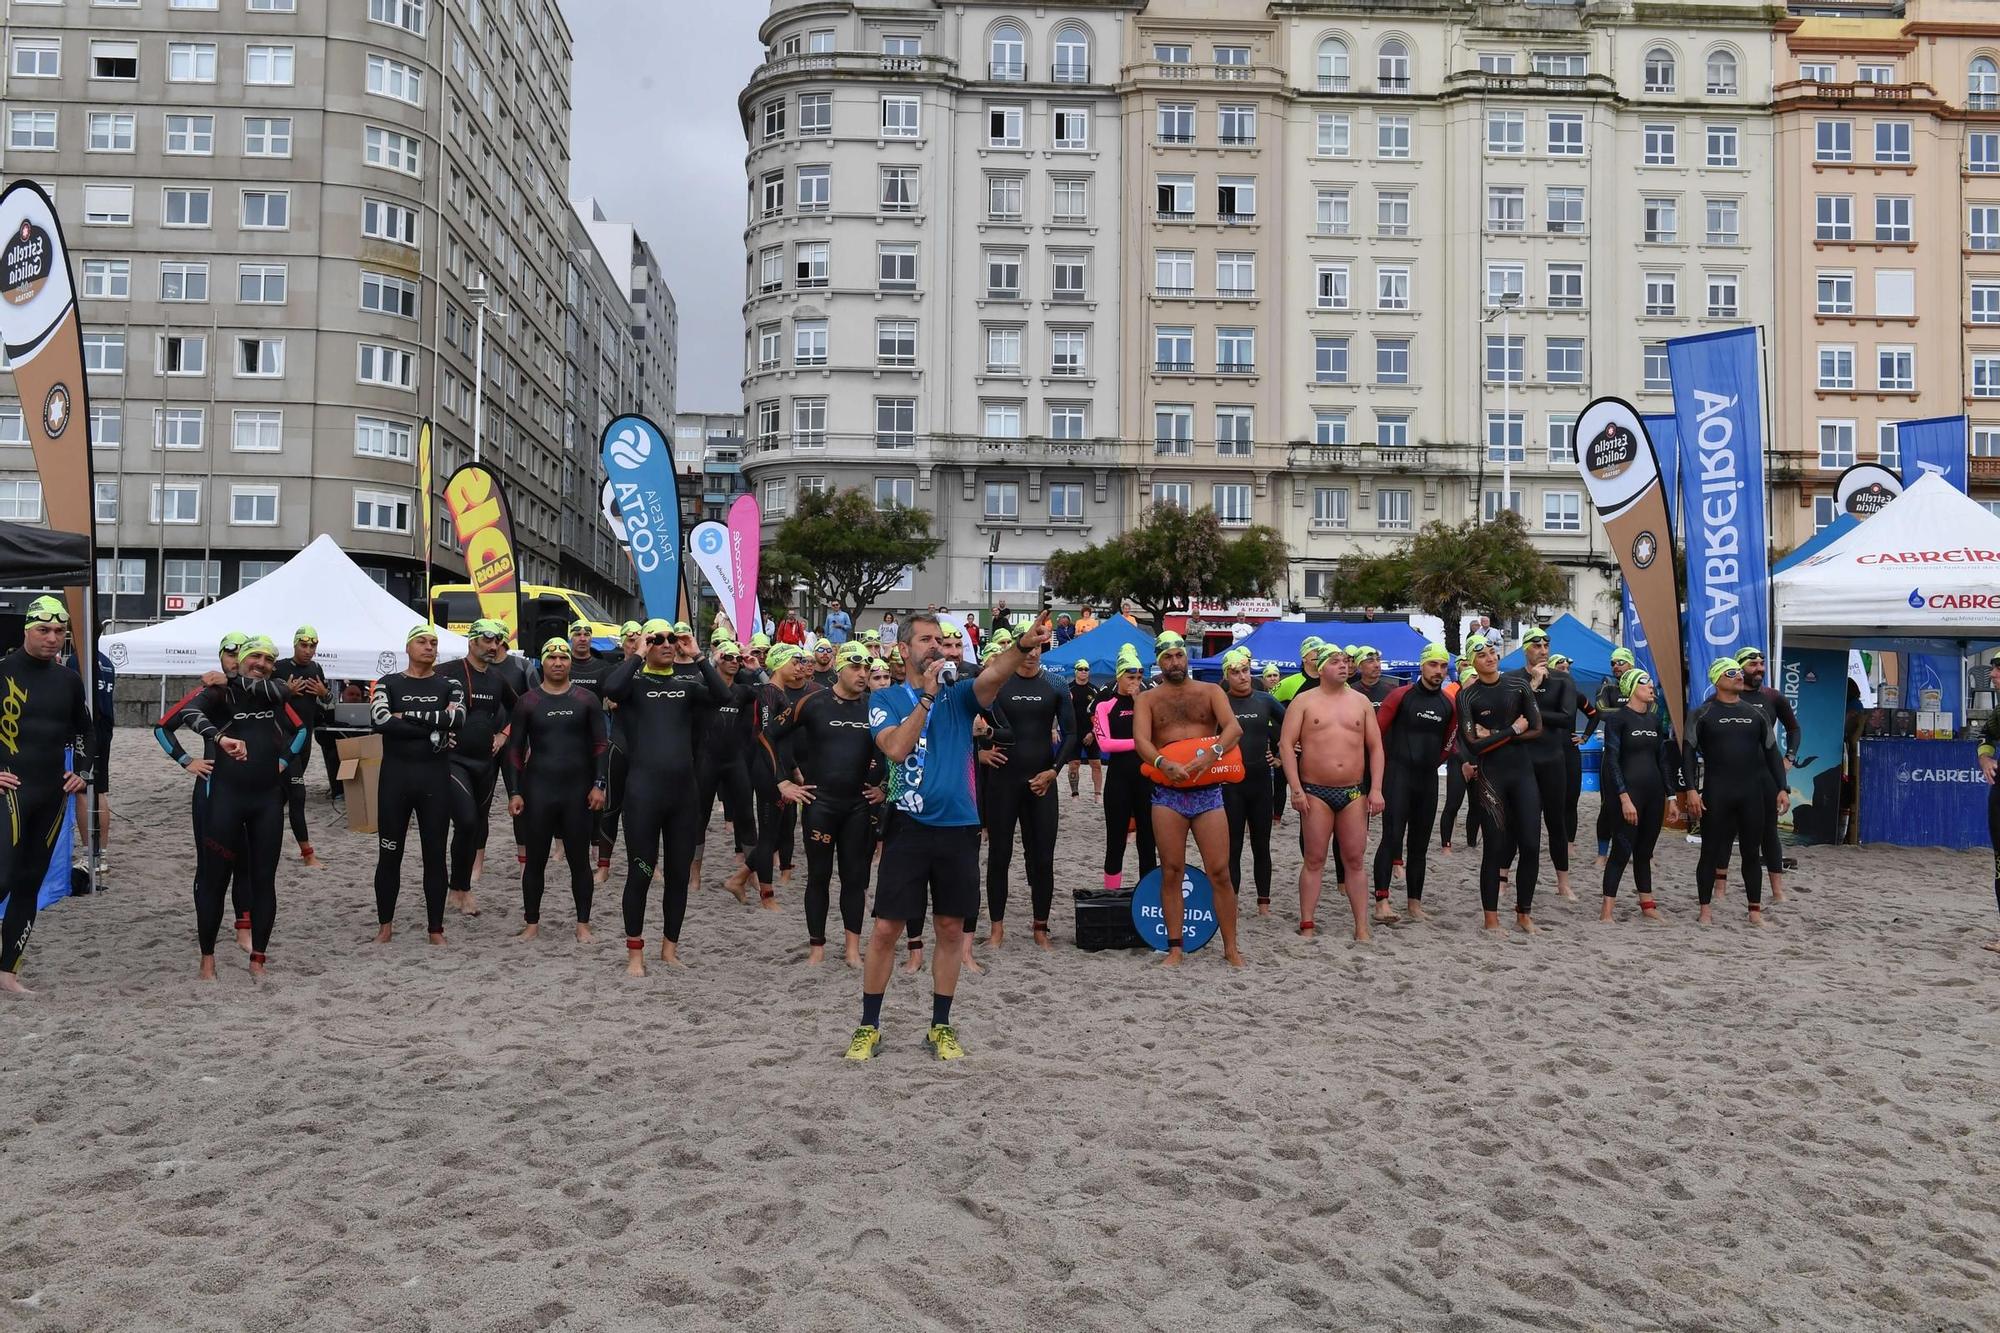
[
  {"left": 1279, "top": 644, "right": 1387, "bottom": 942},
  {"left": 1132, "top": 631, "right": 1244, "bottom": 967}
]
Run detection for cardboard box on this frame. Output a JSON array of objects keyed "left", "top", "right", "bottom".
[{"left": 335, "top": 733, "right": 383, "bottom": 834}]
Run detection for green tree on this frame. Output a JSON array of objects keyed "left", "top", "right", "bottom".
[
  {"left": 1335, "top": 512, "right": 1567, "bottom": 654},
  {"left": 1043, "top": 506, "right": 1289, "bottom": 630},
  {"left": 767, "top": 488, "right": 943, "bottom": 628}
]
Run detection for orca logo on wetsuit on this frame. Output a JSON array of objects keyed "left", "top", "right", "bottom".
[{"left": 827, "top": 719, "right": 870, "bottom": 729}]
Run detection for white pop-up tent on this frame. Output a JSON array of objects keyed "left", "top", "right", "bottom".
[
  {"left": 102, "top": 535, "right": 468, "bottom": 676},
  {"left": 1773, "top": 473, "right": 2000, "bottom": 653}
]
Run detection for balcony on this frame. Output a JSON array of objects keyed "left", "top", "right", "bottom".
[
  {"left": 1215, "top": 63, "right": 1252, "bottom": 82},
  {"left": 1318, "top": 75, "right": 1351, "bottom": 92},
  {"left": 1777, "top": 78, "right": 1930, "bottom": 104},
  {"left": 1219, "top": 212, "right": 1257, "bottom": 226},
  {"left": 1155, "top": 360, "right": 1194, "bottom": 373},
  {"left": 750, "top": 51, "right": 956, "bottom": 83},
  {"left": 1158, "top": 132, "right": 1195, "bottom": 146},
  {"left": 1053, "top": 62, "right": 1090, "bottom": 84},
  {"left": 1287, "top": 442, "right": 1441, "bottom": 471},
  {"left": 933, "top": 435, "right": 1118, "bottom": 465},
  {"left": 1219, "top": 134, "right": 1257, "bottom": 147},
  {"left": 1217, "top": 361, "right": 1256, "bottom": 376},
  {"left": 989, "top": 61, "right": 1024, "bottom": 82},
  {"left": 1050, "top": 363, "right": 1086, "bottom": 378},
  {"left": 1154, "top": 285, "right": 1194, "bottom": 297},
  {"left": 1445, "top": 70, "right": 1610, "bottom": 98},
  {"left": 1156, "top": 209, "right": 1193, "bottom": 223},
  {"left": 1971, "top": 456, "right": 2000, "bottom": 482}
]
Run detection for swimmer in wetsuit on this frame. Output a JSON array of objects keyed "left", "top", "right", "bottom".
[{"left": 505, "top": 639, "right": 609, "bottom": 941}]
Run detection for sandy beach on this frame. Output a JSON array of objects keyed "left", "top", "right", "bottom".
[{"left": 2, "top": 729, "right": 1997, "bottom": 1331}]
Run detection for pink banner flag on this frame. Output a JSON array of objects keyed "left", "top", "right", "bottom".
[{"left": 727, "top": 494, "right": 762, "bottom": 640}]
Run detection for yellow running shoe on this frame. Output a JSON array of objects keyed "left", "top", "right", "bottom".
[
  {"left": 926, "top": 1023, "right": 965, "bottom": 1061},
  {"left": 843, "top": 1025, "right": 881, "bottom": 1061}
]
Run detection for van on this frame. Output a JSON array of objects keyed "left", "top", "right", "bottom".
[{"left": 430, "top": 583, "right": 624, "bottom": 650}]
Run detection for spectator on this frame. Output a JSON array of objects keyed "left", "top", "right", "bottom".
[
  {"left": 826, "top": 607, "right": 852, "bottom": 645},
  {"left": 777, "top": 609, "right": 808, "bottom": 647},
  {"left": 879, "top": 610, "right": 898, "bottom": 643},
  {"left": 1054, "top": 613, "right": 1075, "bottom": 646},
  {"left": 1075, "top": 605, "right": 1100, "bottom": 635}
]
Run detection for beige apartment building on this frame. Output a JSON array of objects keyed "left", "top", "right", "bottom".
[
  {"left": 1771, "top": 0, "right": 2000, "bottom": 547},
  {"left": 0, "top": 0, "right": 656, "bottom": 622},
  {"left": 741, "top": 0, "right": 1783, "bottom": 625}
]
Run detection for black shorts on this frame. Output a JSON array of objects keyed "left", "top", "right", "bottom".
[{"left": 873, "top": 814, "right": 979, "bottom": 924}]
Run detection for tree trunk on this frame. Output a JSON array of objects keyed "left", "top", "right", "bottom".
[{"left": 1441, "top": 602, "right": 1463, "bottom": 656}]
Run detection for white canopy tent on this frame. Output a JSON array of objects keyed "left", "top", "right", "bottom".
[
  {"left": 1773, "top": 473, "right": 2000, "bottom": 656},
  {"left": 102, "top": 535, "right": 468, "bottom": 676}
]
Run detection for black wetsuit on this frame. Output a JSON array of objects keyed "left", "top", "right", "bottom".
[
  {"left": 447, "top": 657, "right": 521, "bottom": 897},
  {"left": 1686, "top": 695, "right": 1785, "bottom": 908},
  {"left": 1740, "top": 682, "right": 1802, "bottom": 882},
  {"left": 1067, "top": 678, "right": 1098, "bottom": 793},
  {"left": 1600, "top": 706, "right": 1682, "bottom": 901},
  {"left": 1591, "top": 677, "right": 1629, "bottom": 852},
  {"left": 0, "top": 651, "right": 91, "bottom": 976},
  {"left": 1222, "top": 688, "right": 1284, "bottom": 904},
  {"left": 1372, "top": 679, "right": 1456, "bottom": 903},
  {"left": 505, "top": 684, "right": 609, "bottom": 925},
  {"left": 370, "top": 670, "right": 466, "bottom": 933},
  {"left": 1094, "top": 688, "right": 1155, "bottom": 884},
  {"left": 1456, "top": 673, "right": 1543, "bottom": 914},
  {"left": 562, "top": 651, "right": 620, "bottom": 868},
  {"left": 1526, "top": 669, "right": 1591, "bottom": 873},
  {"left": 155, "top": 679, "right": 245, "bottom": 928},
  {"left": 766, "top": 686, "right": 883, "bottom": 946},
  {"left": 695, "top": 672, "right": 760, "bottom": 860},
  {"left": 271, "top": 656, "right": 327, "bottom": 847},
  {"left": 983, "top": 672, "right": 1078, "bottom": 928},
  {"left": 603, "top": 655, "right": 722, "bottom": 945},
  {"left": 183, "top": 676, "right": 306, "bottom": 958},
  {"left": 750, "top": 678, "right": 816, "bottom": 889}
]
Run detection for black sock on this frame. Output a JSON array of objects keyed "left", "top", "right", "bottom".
[
  {"left": 931, "top": 992, "right": 953, "bottom": 1026},
  {"left": 861, "top": 992, "right": 884, "bottom": 1029}
]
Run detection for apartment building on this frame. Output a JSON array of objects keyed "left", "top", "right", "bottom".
[
  {"left": 673, "top": 410, "right": 750, "bottom": 527},
  {"left": 0, "top": 0, "right": 648, "bottom": 621},
  {"left": 739, "top": 0, "right": 1781, "bottom": 625},
  {"left": 561, "top": 202, "right": 650, "bottom": 613},
  {"left": 1771, "top": 0, "right": 2000, "bottom": 545}
]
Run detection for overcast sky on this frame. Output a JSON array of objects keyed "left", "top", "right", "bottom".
[{"left": 565, "top": 1, "right": 764, "bottom": 415}]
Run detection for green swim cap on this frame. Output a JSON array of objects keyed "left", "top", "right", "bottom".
[
  {"left": 835, "top": 642, "right": 871, "bottom": 668},
  {"left": 814, "top": 637, "right": 832, "bottom": 653},
  {"left": 1736, "top": 646, "right": 1765, "bottom": 664},
  {"left": 1074, "top": 658, "right": 1090, "bottom": 670},
  {"left": 1708, "top": 656, "right": 1743, "bottom": 685},
  {"left": 1550, "top": 653, "right": 1572, "bottom": 668},
  {"left": 620, "top": 620, "right": 642, "bottom": 637},
  {"left": 714, "top": 641, "right": 742, "bottom": 657},
  {"left": 1357, "top": 645, "right": 1380, "bottom": 662},
  {"left": 1154, "top": 630, "right": 1187, "bottom": 656},
  {"left": 1299, "top": 635, "right": 1325, "bottom": 658},
  {"left": 1619, "top": 668, "right": 1651, "bottom": 696},
  {"left": 469, "top": 618, "right": 508, "bottom": 639},
  {"left": 640, "top": 618, "right": 672, "bottom": 637},
  {"left": 766, "top": 643, "right": 800, "bottom": 670},
  {"left": 750, "top": 632, "right": 772, "bottom": 649},
  {"left": 1261, "top": 663, "right": 1281, "bottom": 677},
  {"left": 1611, "top": 647, "right": 1636, "bottom": 667},
  {"left": 219, "top": 631, "right": 248, "bottom": 653},
  {"left": 1522, "top": 626, "right": 1550, "bottom": 645},
  {"left": 24, "top": 595, "right": 67, "bottom": 626},
  {"left": 293, "top": 624, "right": 318, "bottom": 643},
  {"left": 240, "top": 635, "right": 278, "bottom": 660},
  {"left": 405, "top": 623, "right": 439, "bottom": 645},
  {"left": 540, "top": 637, "right": 571, "bottom": 660},
  {"left": 1465, "top": 635, "right": 1490, "bottom": 654},
  {"left": 671, "top": 621, "right": 692, "bottom": 637},
  {"left": 1115, "top": 644, "right": 1143, "bottom": 674},
  {"left": 1419, "top": 643, "right": 1450, "bottom": 665},
  {"left": 568, "top": 619, "right": 592, "bottom": 636},
  {"left": 1221, "top": 647, "right": 1251, "bottom": 671}
]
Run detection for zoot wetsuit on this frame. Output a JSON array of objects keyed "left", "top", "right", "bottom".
[
  {"left": 448, "top": 656, "right": 520, "bottom": 897},
  {"left": 0, "top": 651, "right": 91, "bottom": 976},
  {"left": 1685, "top": 697, "right": 1785, "bottom": 909}
]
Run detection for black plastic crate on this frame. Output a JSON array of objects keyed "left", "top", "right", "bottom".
[{"left": 1074, "top": 888, "right": 1147, "bottom": 952}]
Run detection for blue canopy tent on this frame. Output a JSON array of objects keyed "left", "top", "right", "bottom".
[
  {"left": 1773, "top": 514, "right": 1857, "bottom": 574},
  {"left": 1498, "top": 613, "right": 1618, "bottom": 695},
  {"left": 1058, "top": 615, "right": 1157, "bottom": 685},
  {"left": 1190, "top": 620, "right": 1436, "bottom": 679}
]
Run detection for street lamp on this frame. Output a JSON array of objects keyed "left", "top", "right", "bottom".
[
  {"left": 985, "top": 530, "right": 1001, "bottom": 616},
  {"left": 468, "top": 277, "right": 510, "bottom": 464},
  {"left": 1482, "top": 292, "right": 1521, "bottom": 522}
]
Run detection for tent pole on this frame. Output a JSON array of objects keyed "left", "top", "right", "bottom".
[{"left": 83, "top": 582, "right": 97, "bottom": 894}]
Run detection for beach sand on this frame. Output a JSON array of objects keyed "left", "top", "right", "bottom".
[{"left": 2, "top": 731, "right": 1997, "bottom": 1331}]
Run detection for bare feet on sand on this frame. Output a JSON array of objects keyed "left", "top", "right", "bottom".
[
  {"left": 758, "top": 889, "right": 782, "bottom": 913},
  {"left": 1223, "top": 947, "right": 1245, "bottom": 967},
  {"left": 724, "top": 863, "right": 751, "bottom": 903},
  {"left": 516, "top": 923, "right": 539, "bottom": 941},
  {"left": 626, "top": 945, "right": 646, "bottom": 977},
  {"left": 576, "top": 923, "right": 592, "bottom": 943},
  {"left": 1160, "top": 947, "right": 1183, "bottom": 967},
  {"left": 988, "top": 920, "right": 1006, "bottom": 949},
  {"left": 845, "top": 934, "right": 862, "bottom": 968},
  {"left": 1371, "top": 901, "right": 1400, "bottom": 925},
  {"left": 808, "top": 944, "right": 825, "bottom": 965},
  {"left": 1406, "top": 901, "right": 1431, "bottom": 922},
  {"left": 1748, "top": 908, "right": 1772, "bottom": 928},
  {"left": 657, "top": 940, "right": 684, "bottom": 967},
  {"left": 1482, "top": 911, "right": 1503, "bottom": 932},
  {"left": 373, "top": 923, "right": 393, "bottom": 944},
  {"left": 428, "top": 931, "right": 446, "bottom": 947},
  {"left": 248, "top": 954, "right": 267, "bottom": 978},
  {"left": 1555, "top": 872, "right": 1576, "bottom": 902},
  {"left": 900, "top": 943, "right": 924, "bottom": 974},
  {"left": 1516, "top": 914, "right": 1539, "bottom": 935},
  {"left": 1256, "top": 899, "right": 1272, "bottom": 916},
  {"left": 197, "top": 957, "right": 216, "bottom": 983},
  {"left": 1983, "top": 937, "right": 2000, "bottom": 953},
  {"left": 1352, "top": 923, "right": 1373, "bottom": 944},
  {"left": 237, "top": 925, "right": 252, "bottom": 954},
  {"left": 1032, "top": 924, "right": 1052, "bottom": 951}
]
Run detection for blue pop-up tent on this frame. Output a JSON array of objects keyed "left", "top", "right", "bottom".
[
  {"left": 1190, "top": 619, "right": 1436, "bottom": 678},
  {"left": 1057, "top": 615, "right": 1157, "bottom": 685},
  {"left": 1773, "top": 514, "right": 1858, "bottom": 574},
  {"left": 1498, "top": 613, "right": 1618, "bottom": 696}
]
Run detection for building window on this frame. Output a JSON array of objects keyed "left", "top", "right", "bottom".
[
  {"left": 1973, "top": 425, "right": 2000, "bottom": 458},
  {"left": 364, "top": 125, "right": 421, "bottom": 174},
  {"left": 983, "top": 250, "right": 1020, "bottom": 299},
  {"left": 793, "top": 397, "right": 828, "bottom": 449},
  {"left": 10, "top": 38, "right": 59, "bottom": 79},
  {"left": 1544, "top": 491, "right": 1582, "bottom": 532},
  {"left": 1154, "top": 404, "right": 1193, "bottom": 454},
  {"left": 1704, "top": 272, "right": 1739, "bottom": 319},
  {"left": 1218, "top": 103, "right": 1255, "bottom": 147},
  {"left": 1314, "top": 336, "right": 1349, "bottom": 384},
  {"left": 1547, "top": 415, "right": 1578, "bottom": 464},
  {"left": 1377, "top": 412, "right": 1410, "bottom": 447},
  {"left": 1487, "top": 186, "right": 1525, "bottom": 233},
  {"left": 1154, "top": 483, "right": 1192, "bottom": 512},
  {"left": 1216, "top": 252, "right": 1254, "bottom": 298},
  {"left": 1643, "top": 272, "right": 1678, "bottom": 317},
  {"left": 1874, "top": 121, "right": 1912, "bottom": 165},
  {"left": 362, "top": 197, "right": 418, "bottom": 246},
  {"left": 1379, "top": 489, "right": 1413, "bottom": 530},
  {"left": 982, "top": 326, "right": 1022, "bottom": 375},
  {"left": 755, "top": 401, "right": 782, "bottom": 450},
  {"left": 167, "top": 41, "right": 218, "bottom": 83},
  {"left": 90, "top": 40, "right": 139, "bottom": 80},
  {"left": 877, "top": 243, "right": 917, "bottom": 292},
  {"left": 82, "top": 259, "right": 131, "bottom": 300},
  {"left": 1216, "top": 177, "right": 1256, "bottom": 222},
  {"left": 1051, "top": 252, "right": 1087, "bottom": 301},
  {"left": 982, "top": 401, "right": 1021, "bottom": 438},
  {"left": 1485, "top": 336, "right": 1524, "bottom": 384},
  {"left": 1547, "top": 187, "right": 1585, "bottom": 234},
  {"left": 1817, "top": 345, "right": 1856, "bottom": 391},
  {"left": 1054, "top": 107, "right": 1090, "bottom": 151},
  {"left": 876, "top": 319, "right": 916, "bottom": 368},
  {"left": 1048, "top": 482, "right": 1083, "bottom": 521},
  {"left": 881, "top": 95, "right": 919, "bottom": 138},
  {"left": 1486, "top": 110, "right": 1525, "bottom": 155},
  {"left": 164, "top": 113, "right": 214, "bottom": 155},
  {"left": 799, "top": 92, "right": 832, "bottom": 137},
  {"left": 1212, "top": 484, "right": 1252, "bottom": 527},
  {"left": 1643, "top": 342, "right": 1670, "bottom": 392},
  {"left": 94, "top": 481, "right": 119, "bottom": 524},
  {"left": 1546, "top": 338, "right": 1585, "bottom": 384},
  {"left": 984, "top": 481, "right": 1019, "bottom": 520},
  {"left": 1547, "top": 263, "right": 1584, "bottom": 309},
  {"left": 1317, "top": 37, "right": 1350, "bottom": 91},
  {"left": 245, "top": 44, "right": 295, "bottom": 85},
  {"left": 759, "top": 172, "right": 786, "bottom": 218},
  {"left": 1154, "top": 327, "right": 1193, "bottom": 373},
  {"left": 1486, "top": 263, "right": 1525, "bottom": 308},
  {"left": 1703, "top": 123, "right": 1740, "bottom": 170},
  {"left": 151, "top": 408, "right": 203, "bottom": 450},
  {"left": 875, "top": 477, "right": 914, "bottom": 511},
  {"left": 357, "top": 343, "right": 415, "bottom": 389},
  {"left": 1973, "top": 133, "right": 2000, "bottom": 174},
  {"left": 1815, "top": 120, "right": 1852, "bottom": 164},
  {"left": 794, "top": 241, "right": 829, "bottom": 289},
  {"left": 1051, "top": 329, "right": 1087, "bottom": 377},
  {"left": 1642, "top": 123, "right": 1677, "bottom": 167},
  {"left": 1643, "top": 46, "right": 1676, "bottom": 94},
  {"left": 368, "top": 0, "right": 426, "bottom": 36},
  {"left": 1376, "top": 337, "right": 1410, "bottom": 385},
  {"left": 360, "top": 271, "right": 418, "bottom": 319},
  {"left": 1303, "top": 569, "right": 1335, "bottom": 601},
  {"left": 1548, "top": 112, "right": 1584, "bottom": 157},
  {"left": 1486, "top": 412, "right": 1526, "bottom": 462},
  {"left": 1216, "top": 328, "right": 1254, "bottom": 373},
  {"left": 88, "top": 112, "right": 136, "bottom": 153},
  {"left": 159, "top": 261, "right": 209, "bottom": 303},
  {"left": 241, "top": 190, "right": 289, "bottom": 230},
  {"left": 1215, "top": 406, "right": 1253, "bottom": 457},
  {"left": 1304, "top": 409, "right": 1346, "bottom": 450},
  {"left": 762, "top": 477, "right": 789, "bottom": 514},
  {"left": 1877, "top": 346, "right": 1915, "bottom": 392},
  {"left": 1818, "top": 420, "right": 1856, "bottom": 469},
  {"left": 163, "top": 188, "right": 212, "bottom": 228},
  {"left": 1642, "top": 196, "right": 1677, "bottom": 244},
  {"left": 794, "top": 319, "right": 829, "bottom": 368},
  {"left": 1816, "top": 271, "right": 1855, "bottom": 315},
  {"left": 1875, "top": 196, "right": 1912, "bottom": 243},
  {"left": 159, "top": 334, "right": 207, "bottom": 376},
  {"left": 880, "top": 166, "right": 918, "bottom": 214},
  {"left": 85, "top": 332, "right": 127, "bottom": 373},
  {"left": 1376, "top": 265, "right": 1410, "bottom": 311},
  {"left": 761, "top": 98, "right": 786, "bottom": 142},
  {"left": 989, "top": 23, "right": 1024, "bottom": 81},
  {"left": 1053, "top": 26, "right": 1090, "bottom": 83},
  {"left": 1815, "top": 195, "right": 1853, "bottom": 242},
  {"left": 229, "top": 484, "right": 279, "bottom": 526},
  {"left": 0, "top": 477, "right": 43, "bottom": 523},
  {"left": 1377, "top": 190, "right": 1411, "bottom": 237},
  {"left": 987, "top": 105, "right": 1024, "bottom": 149},
  {"left": 982, "top": 563, "right": 1044, "bottom": 597},
  {"left": 1311, "top": 487, "right": 1349, "bottom": 531},
  {"left": 160, "top": 558, "right": 220, "bottom": 598},
  {"left": 1705, "top": 197, "right": 1740, "bottom": 245},
  {"left": 1314, "top": 188, "right": 1351, "bottom": 237},
  {"left": 151, "top": 483, "right": 201, "bottom": 525},
  {"left": 797, "top": 166, "right": 830, "bottom": 214},
  {"left": 1317, "top": 111, "right": 1351, "bottom": 157},
  {"left": 1482, "top": 489, "right": 1525, "bottom": 522},
  {"left": 1377, "top": 115, "right": 1411, "bottom": 159},
  {"left": 875, "top": 397, "right": 915, "bottom": 449},
  {"left": 353, "top": 488, "right": 410, "bottom": 533},
  {"left": 1970, "top": 206, "right": 2000, "bottom": 252},
  {"left": 1051, "top": 177, "right": 1089, "bottom": 224},
  {"left": 1973, "top": 281, "right": 2000, "bottom": 325},
  {"left": 1377, "top": 39, "right": 1410, "bottom": 92},
  {"left": 367, "top": 53, "right": 424, "bottom": 104},
  {"left": 1975, "top": 357, "right": 2000, "bottom": 398},
  {"left": 236, "top": 336, "right": 284, "bottom": 378}
]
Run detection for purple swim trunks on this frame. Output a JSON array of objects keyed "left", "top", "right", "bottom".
[{"left": 1152, "top": 783, "right": 1224, "bottom": 818}]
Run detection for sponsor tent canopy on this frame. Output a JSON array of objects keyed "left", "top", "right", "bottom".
[
  {"left": 1190, "top": 619, "right": 1436, "bottom": 677},
  {"left": 103, "top": 534, "right": 468, "bottom": 676},
  {"left": 1772, "top": 474, "right": 2000, "bottom": 654},
  {"left": 1498, "top": 613, "right": 1619, "bottom": 696},
  {"left": 1059, "top": 615, "right": 1157, "bottom": 685}
]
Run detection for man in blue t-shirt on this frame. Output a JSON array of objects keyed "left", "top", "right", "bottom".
[
  {"left": 825, "top": 607, "right": 851, "bottom": 646},
  {"left": 846, "top": 608, "right": 1053, "bottom": 1063}
]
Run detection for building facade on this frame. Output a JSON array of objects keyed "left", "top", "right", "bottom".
[
  {"left": 673, "top": 410, "right": 749, "bottom": 527},
  {"left": 0, "top": 0, "right": 665, "bottom": 623},
  {"left": 1771, "top": 0, "right": 2000, "bottom": 546},
  {"left": 740, "top": 0, "right": 1784, "bottom": 628}
]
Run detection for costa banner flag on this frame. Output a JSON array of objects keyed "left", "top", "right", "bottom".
[
  {"left": 1667, "top": 327, "right": 1769, "bottom": 724},
  {"left": 689, "top": 520, "right": 738, "bottom": 637},
  {"left": 1576, "top": 398, "right": 1688, "bottom": 743},
  {"left": 0, "top": 181, "right": 95, "bottom": 637},
  {"left": 600, "top": 414, "right": 685, "bottom": 621},
  {"left": 417, "top": 419, "right": 434, "bottom": 600},
  {"left": 726, "top": 494, "right": 762, "bottom": 642},
  {"left": 442, "top": 461, "right": 523, "bottom": 647},
  {"left": 1897, "top": 415, "right": 1968, "bottom": 494}
]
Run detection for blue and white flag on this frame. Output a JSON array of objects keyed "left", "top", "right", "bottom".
[
  {"left": 1897, "top": 415, "right": 1968, "bottom": 494},
  {"left": 1668, "top": 328, "right": 1769, "bottom": 721},
  {"left": 600, "top": 414, "right": 685, "bottom": 621}
]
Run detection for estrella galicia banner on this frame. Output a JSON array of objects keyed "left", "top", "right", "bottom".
[
  {"left": 1668, "top": 327, "right": 1769, "bottom": 726},
  {"left": 1835, "top": 462, "right": 1903, "bottom": 520},
  {"left": 442, "top": 461, "right": 523, "bottom": 647},
  {"left": 1777, "top": 648, "right": 1847, "bottom": 843},
  {"left": 1619, "top": 413, "right": 1681, "bottom": 692},
  {"left": 1575, "top": 398, "right": 1688, "bottom": 745},
  {"left": 600, "top": 414, "right": 684, "bottom": 621},
  {"left": 0, "top": 180, "right": 95, "bottom": 640},
  {"left": 1897, "top": 415, "right": 1968, "bottom": 494}
]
